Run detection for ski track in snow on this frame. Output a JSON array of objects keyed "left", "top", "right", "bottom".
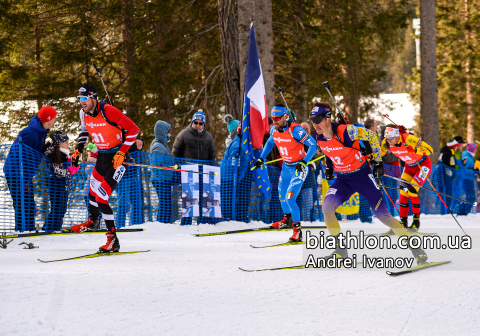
[{"left": 1, "top": 215, "right": 480, "bottom": 336}]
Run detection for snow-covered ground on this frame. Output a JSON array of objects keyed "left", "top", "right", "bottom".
[{"left": 1, "top": 214, "right": 480, "bottom": 336}]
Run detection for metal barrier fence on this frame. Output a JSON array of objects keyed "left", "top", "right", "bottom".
[{"left": 1, "top": 143, "right": 478, "bottom": 233}]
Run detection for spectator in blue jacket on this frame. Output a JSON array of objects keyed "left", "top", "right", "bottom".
[
  {"left": 220, "top": 125, "right": 250, "bottom": 222},
  {"left": 458, "top": 143, "right": 477, "bottom": 216},
  {"left": 150, "top": 120, "right": 174, "bottom": 223},
  {"left": 3, "top": 106, "right": 57, "bottom": 231}
]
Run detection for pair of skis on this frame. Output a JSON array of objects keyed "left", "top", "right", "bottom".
[
  {"left": 1, "top": 228, "right": 144, "bottom": 239},
  {"left": 38, "top": 250, "right": 150, "bottom": 263},
  {"left": 191, "top": 225, "right": 326, "bottom": 237},
  {"left": 239, "top": 260, "right": 451, "bottom": 275}
]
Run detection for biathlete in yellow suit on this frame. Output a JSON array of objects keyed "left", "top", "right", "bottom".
[{"left": 381, "top": 125, "right": 433, "bottom": 230}]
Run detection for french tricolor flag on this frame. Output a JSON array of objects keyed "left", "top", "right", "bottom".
[{"left": 241, "top": 23, "right": 271, "bottom": 196}]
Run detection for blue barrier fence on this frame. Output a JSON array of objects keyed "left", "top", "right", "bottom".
[{"left": 1, "top": 143, "right": 479, "bottom": 233}]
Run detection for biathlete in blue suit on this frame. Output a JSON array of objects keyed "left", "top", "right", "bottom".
[{"left": 253, "top": 104, "right": 317, "bottom": 242}]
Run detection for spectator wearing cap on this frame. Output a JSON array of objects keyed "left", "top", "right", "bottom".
[
  {"left": 223, "top": 114, "right": 240, "bottom": 148},
  {"left": 439, "top": 137, "right": 464, "bottom": 169},
  {"left": 172, "top": 109, "right": 216, "bottom": 161},
  {"left": 438, "top": 137, "right": 466, "bottom": 215},
  {"left": 3, "top": 106, "right": 57, "bottom": 231},
  {"left": 42, "top": 130, "right": 80, "bottom": 231},
  {"left": 172, "top": 110, "right": 216, "bottom": 225}
]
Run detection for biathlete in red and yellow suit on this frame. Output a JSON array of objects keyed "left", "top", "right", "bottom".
[
  {"left": 381, "top": 125, "right": 433, "bottom": 230},
  {"left": 310, "top": 102, "right": 428, "bottom": 265},
  {"left": 253, "top": 104, "right": 317, "bottom": 242},
  {"left": 69, "top": 83, "right": 140, "bottom": 252}
]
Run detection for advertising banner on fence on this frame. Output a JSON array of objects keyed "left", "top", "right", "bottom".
[
  {"left": 181, "top": 165, "right": 199, "bottom": 217},
  {"left": 202, "top": 165, "right": 222, "bottom": 218}
]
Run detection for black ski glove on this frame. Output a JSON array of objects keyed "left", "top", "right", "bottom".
[
  {"left": 295, "top": 160, "right": 307, "bottom": 176},
  {"left": 325, "top": 166, "right": 334, "bottom": 180},
  {"left": 252, "top": 158, "right": 264, "bottom": 170},
  {"left": 372, "top": 161, "right": 385, "bottom": 178}
]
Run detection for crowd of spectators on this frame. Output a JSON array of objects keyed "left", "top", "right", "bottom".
[{"left": 4, "top": 106, "right": 480, "bottom": 231}]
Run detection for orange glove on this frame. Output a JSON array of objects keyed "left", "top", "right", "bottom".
[
  {"left": 113, "top": 151, "right": 126, "bottom": 169},
  {"left": 71, "top": 149, "right": 81, "bottom": 167}
]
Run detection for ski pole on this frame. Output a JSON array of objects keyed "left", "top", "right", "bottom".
[
  {"left": 250, "top": 155, "right": 325, "bottom": 171},
  {"left": 273, "top": 85, "right": 290, "bottom": 110},
  {"left": 123, "top": 162, "right": 219, "bottom": 176},
  {"left": 383, "top": 174, "right": 476, "bottom": 206},
  {"left": 250, "top": 157, "right": 283, "bottom": 170},
  {"left": 415, "top": 161, "right": 468, "bottom": 235},
  {"left": 322, "top": 81, "right": 349, "bottom": 124},
  {"left": 366, "top": 161, "right": 400, "bottom": 214},
  {"left": 92, "top": 63, "right": 113, "bottom": 105}
]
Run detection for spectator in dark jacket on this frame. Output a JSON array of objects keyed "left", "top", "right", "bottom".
[
  {"left": 438, "top": 137, "right": 465, "bottom": 214},
  {"left": 439, "top": 137, "right": 464, "bottom": 169},
  {"left": 172, "top": 110, "right": 216, "bottom": 161},
  {"left": 3, "top": 106, "right": 57, "bottom": 231},
  {"left": 150, "top": 120, "right": 175, "bottom": 223}
]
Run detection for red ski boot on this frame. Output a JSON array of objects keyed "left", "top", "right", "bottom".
[
  {"left": 272, "top": 214, "right": 292, "bottom": 229},
  {"left": 98, "top": 228, "right": 120, "bottom": 253},
  {"left": 70, "top": 217, "right": 99, "bottom": 233},
  {"left": 289, "top": 222, "right": 302, "bottom": 242}
]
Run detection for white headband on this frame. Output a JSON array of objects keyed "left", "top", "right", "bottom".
[{"left": 385, "top": 127, "right": 400, "bottom": 138}]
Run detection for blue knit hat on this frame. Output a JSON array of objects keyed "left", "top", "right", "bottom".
[
  {"left": 227, "top": 119, "right": 240, "bottom": 133},
  {"left": 192, "top": 110, "right": 206, "bottom": 124}
]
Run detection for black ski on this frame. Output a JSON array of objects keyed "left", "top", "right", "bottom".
[
  {"left": 38, "top": 250, "right": 150, "bottom": 263},
  {"left": 192, "top": 225, "right": 326, "bottom": 237},
  {"left": 386, "top": 260, "right": 451, "bottom": 276},
  {"left": 1, "top": 228, "right": 144, "bottom": 239}
]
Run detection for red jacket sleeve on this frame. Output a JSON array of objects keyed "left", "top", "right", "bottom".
[{"left": 103, "top": 104, "right": 140, "bottom": 153}]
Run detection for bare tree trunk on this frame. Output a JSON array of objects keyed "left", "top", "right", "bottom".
[
  {"left": 35, "top": 25, "right": 42, "bottom": 111},
  {"left": 420, "top": 0, "right": 440, "bottom": 159},
  {"left": 123, "top": 0, "right": 139, "bottom": 119},
  {"left": 342, "top": 63, "right": 359, "bottom": 124},
  {"left": 465, "top": 0, "right": 475, "bottom": 142},
  {"left": 217, "top": 0, "right": 242, "bottom": 120},
  {"left": 255, "top": 0, "right": 275, "bottom": 110},
  {"left": 238, "top": 0, "right": 255, "bottom": 100},
  {"left": 293, "top": 72, "right": 308, "bottom": 121}
]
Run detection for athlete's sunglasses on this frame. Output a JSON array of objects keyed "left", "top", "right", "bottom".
[
  {"left": 193, "top": 121, "right": 204, "bottom": 126},
  {"left": 77, "top": 96, "right": 89, "bottom": 102},
  {"left": 271, "top": 116, "right": 283, "bottom": 122},
  {"left": 385, "top": 136, "right": 395, "bottom": 141}
]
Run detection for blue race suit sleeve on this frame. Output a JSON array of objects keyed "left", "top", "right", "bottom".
[
  {"left": 259, "top": 128, "right": 275, "bottom": 161},
  {"left": 291, "top": 125, "right": 317, "bottom": 163}
]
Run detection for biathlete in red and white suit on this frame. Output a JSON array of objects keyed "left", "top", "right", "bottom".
[
  {"left": 253, "top": 104, "right": 317, "bottom": 242},
  {"left": 381, "top": 125, "right": 433, "bottom": 230},
  {"left": 69, "top": 84, "right": 140, "bottom": 252},
  {"left": 310, "top": 102, "right": 427, "bottom": 264}
]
